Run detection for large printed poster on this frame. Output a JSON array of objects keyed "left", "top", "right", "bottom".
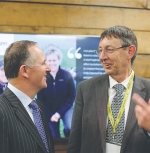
[{"left": 0, "top": 34, "right": 105, "bottom": 138}]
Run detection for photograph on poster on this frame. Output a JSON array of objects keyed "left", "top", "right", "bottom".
[{"left": 0, "top": 33, "right": 105, "bottom": 138}]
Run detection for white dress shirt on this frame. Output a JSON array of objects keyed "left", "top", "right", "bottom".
[{"left": 106, "top": 71, "right": 134, "bottom": 153}]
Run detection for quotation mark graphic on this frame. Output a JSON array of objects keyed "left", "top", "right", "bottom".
[{"left": 67, "top": 47, "right": 82, "bottom": 59}]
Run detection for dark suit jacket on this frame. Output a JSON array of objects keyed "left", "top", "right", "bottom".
[
  {"left": 67, "top": 74, "right": 150, "bottom": 153},
  {"left": 0, "top": 87, "right": 55, "bottom": 153}
]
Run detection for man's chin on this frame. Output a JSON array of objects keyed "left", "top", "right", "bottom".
[{"left": 104, "top": 69, "right": 111, "bottom": 75}]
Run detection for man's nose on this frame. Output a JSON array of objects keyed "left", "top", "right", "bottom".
[
  {"left": 100, "top": 50, "right": 107, "bottom": 60},
  {"left": 46, "top": 63, "right": 51, "bottom": 72}
]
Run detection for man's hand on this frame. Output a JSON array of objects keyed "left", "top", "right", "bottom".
[{"left": 132, "top": 93, "right": 150, "bottom": 132}]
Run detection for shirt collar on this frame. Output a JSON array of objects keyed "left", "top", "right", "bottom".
[
  {"left": 109, "top": 70, "right": 134, "bottom": 89},
  {"left": 7, "top": 83, "right": 33, "bottom": 108}
]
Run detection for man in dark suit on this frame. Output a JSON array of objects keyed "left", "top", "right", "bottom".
[
  {"left": 0, "top": 40, "right": 55, "bottom": 153},
  {"left": 67, "top": 25, "right": 150, "bottom": 153}
]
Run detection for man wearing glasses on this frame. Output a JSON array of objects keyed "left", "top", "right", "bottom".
[{"left": 67, "top": 25, "right": 150, "bottom": 153}]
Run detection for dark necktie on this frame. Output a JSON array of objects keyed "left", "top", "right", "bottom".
[
  {"left": 29, "top": 100, "right": 49, "bottom": 153},
  {"left": 106, "top": 84, "right": 125, "bottom": 146}
]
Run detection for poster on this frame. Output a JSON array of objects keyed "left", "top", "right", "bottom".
[{"left": 0, "top": 33, "right": 105, "bottom": 138}]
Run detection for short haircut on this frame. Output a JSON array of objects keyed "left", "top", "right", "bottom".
[
  {"left": 4, "top": 40, "right": 36, "bottom": 79},
  {"left": 100, "top": 25, "right": 137, "bottom": 65}
]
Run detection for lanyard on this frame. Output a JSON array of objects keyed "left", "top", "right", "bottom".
[{"left": 107, "top": 72, "right": 134, "bottom": 134}]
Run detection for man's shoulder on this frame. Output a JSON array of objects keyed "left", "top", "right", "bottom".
[
  {"left": 135, "top": 74, "right": 150, "bottom": 84},
  {"left": 134, "top": 75, "right": 150, "bottom": 91},
  {"left": 0, "top": 93, "right": 12, "bottom": 115},
  {"left": 0, "top": 88, "right": 15, "bottom": 106}
]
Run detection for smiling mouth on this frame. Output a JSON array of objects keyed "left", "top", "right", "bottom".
[
  {"left": 103, "top": 63, "right": 110, "bottom": 66},
  {"left": 103, "top": 63, "right": 112, "bottom": 69}
]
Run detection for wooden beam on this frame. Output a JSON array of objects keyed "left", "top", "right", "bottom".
[
  {"left": 4, "top": 0, "right": 149, "bottom": 9},
  {"left": 133, "top": 55, "right": 150, "bottom": 78},
  {"left": 0, "top": 2, "right": 150, "bottom": 31},
  {"left": 135, "top": 31, "right": 150, "bottom": 54},
  {"left": 0, "top": 26, "right": 150, "bottom": 55},
  {"left": 0, "top": 26, "right": 105, "bottom": 35}
]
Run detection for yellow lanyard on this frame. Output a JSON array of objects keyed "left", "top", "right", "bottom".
[{"left": 107, "top": 72, "right": 134, "bottom": 134}]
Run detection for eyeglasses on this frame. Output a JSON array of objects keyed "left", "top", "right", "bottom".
[{"left": 95, "top": 45, "right": 129, "bottom": 55}]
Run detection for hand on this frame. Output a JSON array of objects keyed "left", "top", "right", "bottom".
[
  {"left": 132, "top": 93, "right": 150, "bottom": 132},
  {"left": 50, "top": 112, "right": 61, "bottom": 122}
]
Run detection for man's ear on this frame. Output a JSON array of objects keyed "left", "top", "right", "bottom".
[
  {"left": 19, "top": 65, "right": 29, "bottom": 78},
  {"left": 127, "top": 45, "right": 136, "bottom": 59}
]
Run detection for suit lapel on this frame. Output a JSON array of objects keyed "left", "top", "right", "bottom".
[
  {"left": 95, "top": 75, "right": 109, "bottom": 152},
  {"left": 121, "top": 75, "right": 146, "bottom": 153},
  {"left": 3, "top": 88, "right": 47, "bottom": 153}
]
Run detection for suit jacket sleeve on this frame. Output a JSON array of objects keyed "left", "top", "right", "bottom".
[{"left": 67, "top": 82, "right": 83, "bottom": 153}]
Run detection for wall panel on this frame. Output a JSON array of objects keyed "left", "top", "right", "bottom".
[
  {"left": 5, "top": 0, "right": 150, "bottom": 9},
  {"left": 0, "top": 2, "right": 150, "bottom": 30},
  {"left": 133, "top": 55, "right": 150, "bottom": 78}
]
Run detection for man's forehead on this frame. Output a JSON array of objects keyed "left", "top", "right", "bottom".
[
  {"left": 100, "top": 35, "right": 120, "bottom": 41},
  {"left": 99, "top": 37, "right": 121, "bottom": 45}
]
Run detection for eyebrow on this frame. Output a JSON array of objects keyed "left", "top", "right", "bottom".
[{"left": 99, "top": 45, "right": 113, "bottom": 49}]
